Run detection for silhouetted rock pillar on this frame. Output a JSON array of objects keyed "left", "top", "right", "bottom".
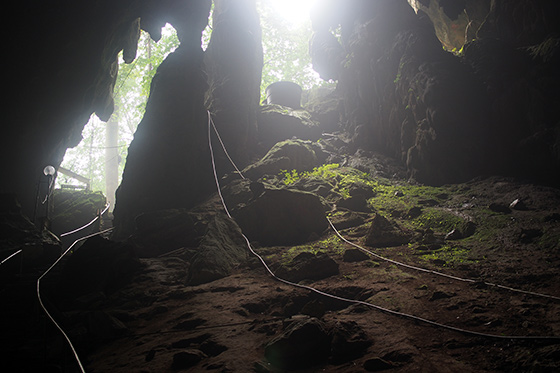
[
  {"left": 204, "top": 0, "right": 263, "bottom": 171},
  {"left": 112, "top": 0, "right": 213, "bottom": 240}
]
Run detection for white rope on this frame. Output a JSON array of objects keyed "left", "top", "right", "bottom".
[
  {"left": 205, "top": 110, "right": 560, "bottom": 340},
  {"left": 207, "top": 110, "right": 246, "bottom": 180},
  {"left": 37, "top": 227, "right": 114, "bottom": 373},
  {"left": 0, "top": 249, "right": 22, "bottom": 266},
  {"left": 61, "top": 203, "right": 110, "bottom": 237},
  {"left": 327, "top": 218, "right": 560, "bottom": 302}
]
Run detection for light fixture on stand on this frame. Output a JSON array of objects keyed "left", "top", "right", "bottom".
[{"left": 41, "top": 165, "right": 56, "bottom": 230}]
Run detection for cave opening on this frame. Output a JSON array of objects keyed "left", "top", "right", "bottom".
[
  {"left": 3, "top": 1, "right": 560, "bottom": 371},
  {"left": 56, "top": 0, "right": 334, "bottom": 211},
  {"left": 56, "top": 23, "right": 182, "bottom": 210},
  {"left": 258, "top": 0, "right": 335, "bottom": 103}
]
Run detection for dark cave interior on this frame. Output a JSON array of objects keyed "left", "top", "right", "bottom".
[{"left": 2, "top": 0, "right": 560, "bottom": 372}]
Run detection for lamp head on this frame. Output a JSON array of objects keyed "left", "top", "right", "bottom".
[{"left": 43, "top": 165, "right": 56, "bottom": 176}]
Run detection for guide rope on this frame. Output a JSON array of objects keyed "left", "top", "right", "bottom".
[
  {"left": 327, "top": 219, "right": 560, "bottom": 301},
  {"left": 37, "top": 227, "right": 114, "bottom": 373},
  {"left": 0, "top": 249, "right": 22, "bottom": 266},
  {"left": 206, "top": 110, "right": 560, "bottom": 341},
  {"left": 60, "top": 203, "right": 110, "bottom": 237}
]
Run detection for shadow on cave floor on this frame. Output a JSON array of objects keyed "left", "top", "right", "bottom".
[{"left": 2, "top": 137, "right": 559, "bottom": 372}]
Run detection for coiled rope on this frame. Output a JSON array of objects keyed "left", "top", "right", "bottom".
[{"left": 206, "top": 110, "right": 560, "bottom": 340}]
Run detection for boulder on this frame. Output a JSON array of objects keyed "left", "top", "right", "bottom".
[
  {"left": 303, "top": 87, "right": 342, "bottom": 133},
  {"left": 50, "top": 189, "right": 107, "bottom": 237},
  {"left": 329, "top": 210, "right": 367, "bottom": 230},
  {"left": 233, "top": 188, "right": 328, "bottom": 246},
  {"left": 0, "top": 194, "right": 62, "bottom": 270},
  {"left": 330, "top": 320, "right": 372, "bottom": 364},
  {"left": 130, "top": 209, "right": 205, "bottom": 257},
  {"left": 172, "top": 349, "right": 207, "bottom": 369},
  {"left": 275, "top": 251, "right": 339, "bottom": 282},
  {"left": 336, "top": 194, "right": 371, "bottom": 212},
  {"left": 187, "top": 214, "right": 248, "bottom": 285},
  {"left": 364, "top": 214, "right": 411, "bottom": 247},
  {"left": 342, "top": 248, "right": 370, "bottom": 263},
  {"left": 243, "top": 139, "right": 322, "bottom": 180}
]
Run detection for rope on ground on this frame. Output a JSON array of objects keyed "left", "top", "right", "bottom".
[
  {"left": 205, "top": 110, "right": 560, "bottom": 341},
  {"left": 0, "top": 249, "right": 22, "bottom": 266},
  {"left": 327, "top": 218, "right": 560, "bottom": 302},
  {"left": 37, "top": 227, "right": 114, "bottom": 373}
]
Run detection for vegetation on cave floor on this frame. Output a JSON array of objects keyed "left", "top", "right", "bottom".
[{"left": 271, "top": 163, "right": 560, "bottom": 272}]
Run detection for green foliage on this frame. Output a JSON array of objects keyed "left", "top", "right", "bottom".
[
  {"left": 258, "top": 0, "right": 334, "bottom": 102},
  {"left": 114, "top": 26, "right": 180, "bottom": 130},
  {"left": 59, "top": 25, "right": 180, "bottom": 194},
  {"left": 280, "top": 163, "right": 340, "bottom": 185},
  {"left": 280, "top": 234, "right": 344, "bottom": 264},
  {"left": 417, "top": 244, "right": 473, "bottom": 266},
  {"left": 409, "top": 209, "right": 464, "bottom": 232}
]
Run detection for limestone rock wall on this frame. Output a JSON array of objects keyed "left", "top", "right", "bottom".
[
  {"left": 6, "top": 0, "right": 140, "bottom": 218},
  {"left": 4, "top": 0, "right": 560, "bottom": 227},
  {"left": 312, "top": 0, "right": 560, "bottom": 185},
  {"left": 112, "top": 0, "right": 213, "bottom": 240},
  {"left": 5, "top": 0, "right": 213, "bottom": 219},
  {"left": 204, "top": 0, "right": 263, "bottom": 169}
]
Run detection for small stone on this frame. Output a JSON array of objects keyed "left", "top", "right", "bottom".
[
  {"left": 444, "top": 229, "right": 462, "bottom": 240},
  {"left": 518, "top": 228, "right": 542, "bottom": 243},
  {"left": 509, "top": 198, "right": 527, "bottom": 210},
  {"left": 462, "top": 221, "right": 477, "bottom": 237},
  {"left": 364, "top": 214, "right": 411, "bottom": 247},
  {"left": 342, "top": 248, "right": 370, "bottom": 262},
  {"left": 489, "top": 202, "right": 511, "bottom": 214},
  {"left": 394, "top": 191, "right": 404, "bottom": 197},
  {"left": 405, "top": 206, "right": 422, "bottom": 219}
]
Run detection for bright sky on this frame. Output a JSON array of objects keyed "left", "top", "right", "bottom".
[{"left": 269, "top": 0, "right": 317, "bottom": 25}]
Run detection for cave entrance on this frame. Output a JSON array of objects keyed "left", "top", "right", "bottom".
[
  {"left": 258, "top": 0, "right": 335, "bottom": 103},
  {"left": 58, "top": 0, "right": 332, "bottom": 211},
  {"left": 57, "top": 23, "right": 182, "bottom": 211}
]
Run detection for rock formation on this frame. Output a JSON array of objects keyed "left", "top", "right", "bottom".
[{"left": 4, "top": 0, "right": 560, "bottom": 225}]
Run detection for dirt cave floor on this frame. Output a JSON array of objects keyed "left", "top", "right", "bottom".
[
  {"left": 2, "top": 172, "right": 560, "bottom": 372},
  {"left": 78, "top": 176, "right": 560, "bottom": 372}
]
